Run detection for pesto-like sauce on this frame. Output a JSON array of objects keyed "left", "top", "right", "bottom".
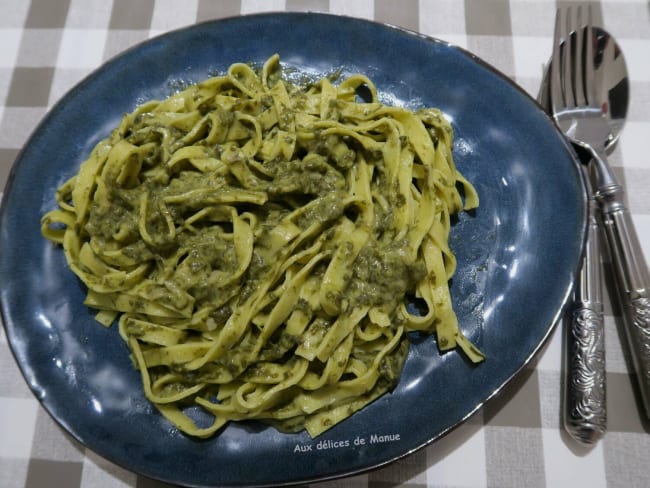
[{"left": 42, "top": 55, "right": 482, "bottom": 440}]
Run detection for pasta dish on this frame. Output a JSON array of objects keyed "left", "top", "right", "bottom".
[{"left": 41, "top": 55, "right": 483, "bottom": 438}]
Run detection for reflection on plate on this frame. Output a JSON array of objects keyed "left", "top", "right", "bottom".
[{"left": 0, "top": 12, "right": 586, "bottom": 487}]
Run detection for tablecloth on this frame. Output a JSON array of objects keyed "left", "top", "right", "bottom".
[{"left": 1, "top": 0, "right": 649, "bottom": 487}]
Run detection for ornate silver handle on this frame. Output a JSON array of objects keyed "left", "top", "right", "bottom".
[
  {"left": 591, "top": 149, "right": 650, "bottom": 419},
  {"left": 600, "top": 204, "right": 650, "bottom": 416},
  {"left": 564, "top": 184, "right": 607, "bottom": 444}
]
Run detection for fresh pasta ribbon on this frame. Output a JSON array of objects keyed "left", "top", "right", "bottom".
[{"left": 41, "top": 55, "right": 484, "bottom": 439}]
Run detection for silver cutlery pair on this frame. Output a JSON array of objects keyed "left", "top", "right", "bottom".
[{"left": 544, "top": 6, "right": 650, "bottom": 445}]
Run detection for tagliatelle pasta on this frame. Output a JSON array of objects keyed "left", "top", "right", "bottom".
[{"left": 41, "top": 54, "right": 484, "bottom": 438}]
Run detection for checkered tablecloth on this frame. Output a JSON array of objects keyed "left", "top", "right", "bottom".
[{"left": 1, "top": 1, "right": 649, "bottom": 487}]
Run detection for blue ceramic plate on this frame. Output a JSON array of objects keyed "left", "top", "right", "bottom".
[{"left": 0, "top": 13, "right": 586, "bottom": 487}]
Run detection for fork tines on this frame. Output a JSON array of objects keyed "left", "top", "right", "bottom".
[{"left": 550, "top": 5, "right": 596, "bottom": 113}]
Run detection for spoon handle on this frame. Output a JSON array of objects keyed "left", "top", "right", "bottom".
[
  {"left": 564, "top": 185, "right": 607, "bottom": 444},
  {"left": 591, "top": 150, "right": 650, "bottom": 419}
]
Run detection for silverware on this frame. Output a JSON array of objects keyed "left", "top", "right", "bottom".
[
  {"left": 549, "top": 6, "right": 606, "bottom": 445},
  {"left": 551, "top": 7, "right": 650, "bottom": 423},
  {"left": 564, "top": 168, "right": 607, "bottom": 445}
]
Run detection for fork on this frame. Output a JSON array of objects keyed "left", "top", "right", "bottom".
[
  {"left": 550, "top": 6, "right": 606, "bottom": 444},
  {"left": 551, "top": 7, "right": 650, "bottom": 428}
]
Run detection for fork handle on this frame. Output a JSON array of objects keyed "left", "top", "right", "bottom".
[
  {"left": 592, "top": 153, "right": 650, "bottom": 419},
  {"left": 564, "top": 191, "right": 607, "bottom": 444}
]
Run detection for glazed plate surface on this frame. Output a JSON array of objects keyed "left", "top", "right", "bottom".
[{"left": 0, "top": 12, "right": 585, "bottom": 487}]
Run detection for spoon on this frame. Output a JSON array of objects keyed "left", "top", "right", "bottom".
[
  {"left": 539, "top": 23, "right": 630, "bottom": 445},
  {"left": 569, "top": 24, "right": 632, "bottom": 446},
  {"left": 539, "top": 26, "right": 628, "bottom": 151}
]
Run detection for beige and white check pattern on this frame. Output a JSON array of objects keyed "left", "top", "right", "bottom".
[{"left": 1, "top": 1, "right": 649, "bottom": 487}]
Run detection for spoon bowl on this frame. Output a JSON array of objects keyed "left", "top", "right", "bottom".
[
  {"left": 540, "top": 26, "right": 629, "bottom": 154},
  {"left": 594, "top": 27, "right": 629, "bottom": 150}
]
